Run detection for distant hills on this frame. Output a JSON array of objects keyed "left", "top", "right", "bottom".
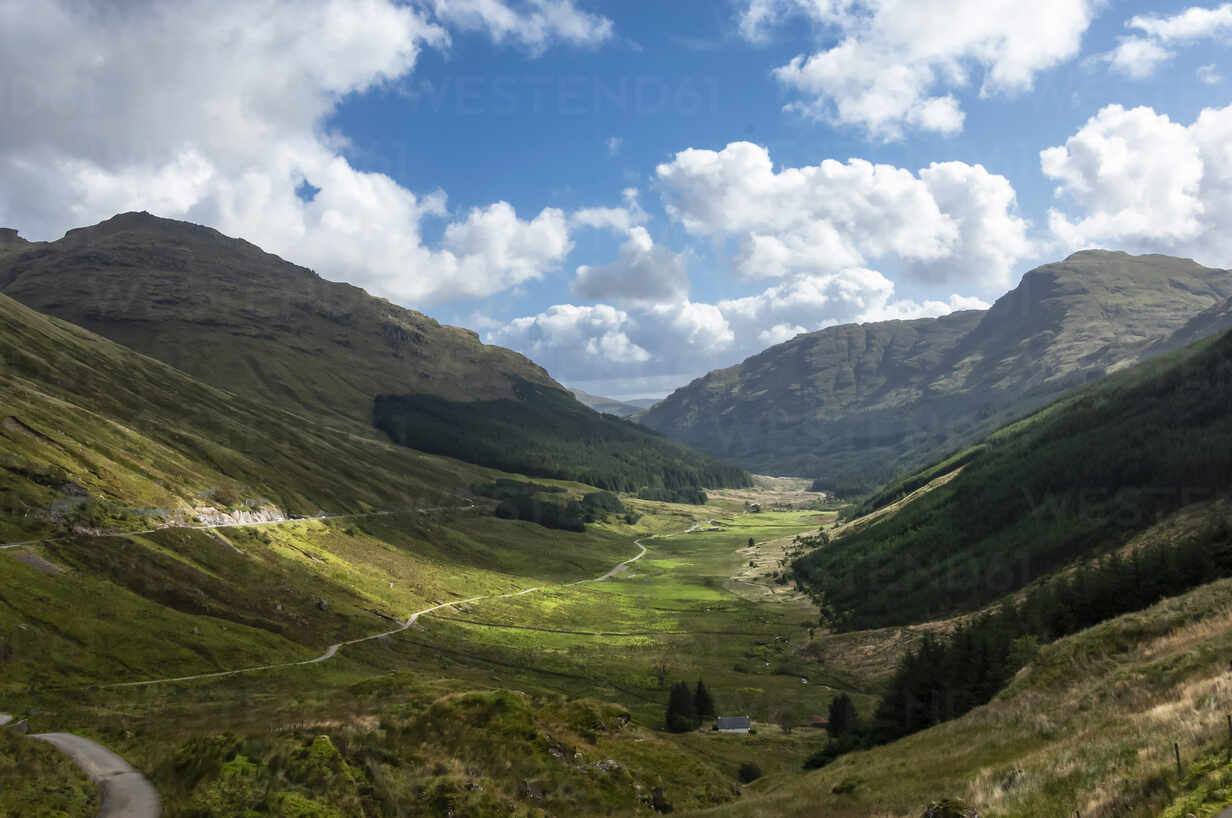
[
  {"left": 637, "top": 251, "right": 1232, "bottom": 493},
  {"left": 569, "top": 389, "right": 657, "bottom": 418},
  {"left": 0, "top": 213, "right": 746, "bottom": 497}
]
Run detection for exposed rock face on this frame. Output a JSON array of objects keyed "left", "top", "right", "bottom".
[
  {"left": 0, "top": 212, "right": 568, "bottom": 424},
  {"left": 189, "top": 505, "right": 289, "bottom": 528},
  {"left": 639, "top": 251, "right": 1232, "bottom": 491}
]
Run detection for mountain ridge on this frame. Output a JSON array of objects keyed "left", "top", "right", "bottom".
[
  {"left": 0, "top": 212, "right": 565, "bottom": 423},
  {"left": 638, "top": 250, "right": 1232, "bottom": 492}
]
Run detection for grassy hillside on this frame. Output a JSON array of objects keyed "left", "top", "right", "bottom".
[
  {"left": 0, "top": 212, "right": 746, "bottom": 494},
  {"left": 696, "top": 576, "right": 1232, "bottom": 818},
  {"left": 640, "top": 251, "right": 1232, "bottom": 491},
  {"left": 0, "top": 291, "right": 504, "bottom": 543},
  {"left": 0, "top": 213, "right": 561, "bottom": 418},
  {"left": 794, "top": 327, "right": 1232, "bottom": 629}
]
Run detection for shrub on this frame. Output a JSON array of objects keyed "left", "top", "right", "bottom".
[{"left": 737, "top": 762, "right": 762, "bottom": 783}]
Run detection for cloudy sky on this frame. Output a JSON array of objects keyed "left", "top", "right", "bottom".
[{"left": 2, "top": 1, "right": 1230, "bottom": 398}]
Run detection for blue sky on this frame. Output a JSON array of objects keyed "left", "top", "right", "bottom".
[{"left": 3, "top": 0, "right": 1231, "bottom": 398}]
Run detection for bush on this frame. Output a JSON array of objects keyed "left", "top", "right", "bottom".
[{"left": 737, "top": 762, "right": 762, "bottom": 783}]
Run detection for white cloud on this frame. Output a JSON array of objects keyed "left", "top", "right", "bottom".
[
  {"left": 1098, "top": 4, "right": 1232, "bottom": 79},
  {"left": 1128, "top": 3, "right": 1232, "bottom": 42},
  {"left": 492, "top": 270, "right": 987, "bottom": 386},
  {"left": 1042, "top": 103, "right": 1232, "bottom": 265},
  {"left": 606, "top": 136, "right": 623, "bottom": 156},
  {"left": 1101, "top": 37, "right": 1175, "bottom": 79},
  {"left": 570, "top": 189, "right": 648, "bottom": 234},
  {"left": 1198, "top": 63, "right": 1224, "bottom": 84},
  {"left": 655, "top": 141, "right": 1032, "bottom": 293},
  {"left": 428, "top": 0, "right": 613, "bottom": 54},
  {"left": 491, "top": 304, "right": 650, "bottom": 370},
  {"left": 0, "top": 0, "right": 600, "bottom": 306},
  {"left": 742, "top": 0, "right": 1098, "bottom": 139},
  {"left": 573, "top": 227, "right": 691, "bottom": 305}
]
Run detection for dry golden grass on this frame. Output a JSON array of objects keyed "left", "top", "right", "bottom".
[{"left": 688, "top": 578, "right": 1232, "bottom": 818}]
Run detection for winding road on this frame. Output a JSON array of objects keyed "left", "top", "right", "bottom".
[
  {"left": 31, "top": 732, "right": 161, "bottom": 818},
  {"left": 2, "top": 517, "right": 661, "bottom": 818}
]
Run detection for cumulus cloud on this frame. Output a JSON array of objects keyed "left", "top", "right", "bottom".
[
  {"left": 491, "top": 269, "right": 988, "bottom": 388},
  {"left": 655, "top": 141, "right": 1032, "bottom": 292},
  {"left": 1042, "top": 103, "right": 1232, "bottom": 265},
  {"left": 1099, "top": 4, "right": 1232, "bottom": 79},
  {"left": 428, "top": 0, "right": 613, "bottom": 54},
  {"left": 490, "top": 304, "right": 651, "bottom": 371},
  {"left": 0, "top": 0, "right": 594, "bottom": 306},
  {"left": 570, "top": 189, "right": 648, "bottom": 234},
  {"left": 573, "top": 227, "right": 691, "bottom": 305},
  {"left": 1128, "top": 3, "right": 1232, "bottom": 42},
  {"left": 1100, "top": 37, "right": 1175, "bottom": 79},
  {"left": 740, "top": 0, "right": 1098, "bottom": 139}
]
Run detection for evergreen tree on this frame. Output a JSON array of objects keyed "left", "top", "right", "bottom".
[
  {"left": 693, "top": 680, "right": 716, "bottom": 721},
  {"left": 826, "top": 693, "right": 858, "bottom": 738},
  {"left": 666, "top": 681, "right": 698, "bottom": 732}
]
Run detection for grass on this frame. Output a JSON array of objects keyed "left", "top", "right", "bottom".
[
  {"left": 2, "top": 499, "right": 840, "bottom": 817},
  {"left": 0, "top": 728, "right": 97, "bottom": 817},
  {"left": 692, "top": 576, "right": 1232, "bottom": 818}
]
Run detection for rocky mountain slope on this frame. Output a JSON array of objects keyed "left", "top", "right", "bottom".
[
  {"left": 0, "top": 212, "right": 562, "bottom": 424},
  {"left": 638, "top": 251, "right": 1232, "bottom": 492},
  {"left": 0, "top": 213, "right": 746, "bottom": 493}
]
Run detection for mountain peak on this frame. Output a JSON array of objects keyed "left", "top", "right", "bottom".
[
  {"left": 640, "top": 251, "right": 1232, "bottom": 491},
  {"left": 0, "top": 211, "right": 567, "bottom": 419}
]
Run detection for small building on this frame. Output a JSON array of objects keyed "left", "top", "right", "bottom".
[
  {"left": 714, "top": 716, "right": 751, "bottom": 734},
  {"left": 810, "top": 716, "right": 829, "bottom": 730}
]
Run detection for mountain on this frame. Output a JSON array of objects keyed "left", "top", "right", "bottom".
[
  {"left": 793, "top": 325, "right": 1232, "bottom": 629},
  {"left": 0, "top": 212, "right": 561, "bottom": 421},
  {"left": 638, "top": 251, "right": 1232, "bottom": 492},
  {"left": 0, "top": 289, "right": 498, "bottom": 543},
  {"left": 0, "top": 213, "right": 747, "bottom": 495},
  {"left": 569, "top": 389, "right": 652, "bottom": 418}
]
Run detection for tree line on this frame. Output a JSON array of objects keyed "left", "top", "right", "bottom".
[{"left": 807, "top": 508, "right": 1232, "bottom": 767}]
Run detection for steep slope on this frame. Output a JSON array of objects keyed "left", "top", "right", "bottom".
[
  {"left": 705, "top": 576, "right": 1232, "bottom": 818},
  {"left": 0, "top": 213, "right": 746, "bottom": 494},
  {"left": 0, "top": 291, "right": 492, "bottom": 542},
  {"left": 640, "top": 251, "right": 1232, "bottom": 491},
  {"left": 1158, "top": 293, "right": 1232, "bottom": 352},
  {"left": 0, "top": 212, "right": 560, "bottom": 421},
  {"left": 793, "top": 326, "right": 1232, "bottom": 629}
]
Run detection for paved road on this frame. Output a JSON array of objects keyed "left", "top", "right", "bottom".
[{"left": 32, "top": 732, "right": 161, "bottom": 818}]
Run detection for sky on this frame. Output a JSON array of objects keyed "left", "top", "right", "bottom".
[{"left": 1, "top": 1, "right": 1231, "bottom": 399}]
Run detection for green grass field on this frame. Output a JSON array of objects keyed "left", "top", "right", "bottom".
[{"left": 2, "top": 501, "right": 840, "bottom": 816}]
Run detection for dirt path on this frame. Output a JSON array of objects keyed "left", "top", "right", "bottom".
[
  {"left": 0, "top": 529, "right": 660, "bottom": 817},
  {"left": 97, "top": 534, "right": 657, "bottom": 689}
]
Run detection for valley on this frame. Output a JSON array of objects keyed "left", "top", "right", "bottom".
[
  {"left": 3, "top": 215, "right": 1231, "bottom": 818},
  {"left": 2, "top": 498, "right": 839, "bottom": 816}
]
